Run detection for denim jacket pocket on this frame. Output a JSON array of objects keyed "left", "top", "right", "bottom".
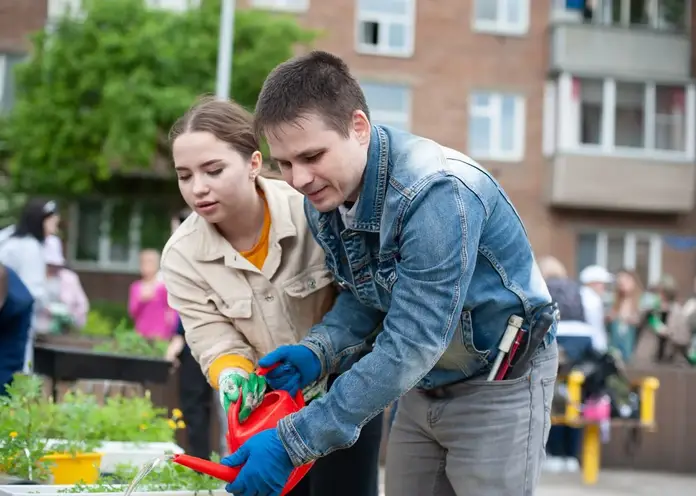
[{"left": 435, "top": 310, "right": 490, "bottom": 376}]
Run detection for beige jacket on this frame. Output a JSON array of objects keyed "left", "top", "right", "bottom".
[{"left": 161, "top": 177, "right": 336, "bottom": 388}]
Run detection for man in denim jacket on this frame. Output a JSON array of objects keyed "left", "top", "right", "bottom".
[{"left": 220, "top": 51, "right": 558, "bottom": 496}]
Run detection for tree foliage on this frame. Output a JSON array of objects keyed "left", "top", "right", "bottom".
[{"left": 3, "top": 0, "right": 315, "bottom": 195}]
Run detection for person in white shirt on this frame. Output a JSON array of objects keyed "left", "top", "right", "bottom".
[
  {"left": 579, "top": 264, "right": 613, "bottom": 348},
  {"left": 538, "top": 257, "right": 609, "bottom": 473}
]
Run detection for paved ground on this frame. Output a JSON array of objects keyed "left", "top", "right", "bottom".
[{"left": 378, "top": 470, "right": 696, "bottom": 495}]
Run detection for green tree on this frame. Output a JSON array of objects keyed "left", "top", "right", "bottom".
[{"left": 3, "top": 0, "right": 315, "bottom": 195}]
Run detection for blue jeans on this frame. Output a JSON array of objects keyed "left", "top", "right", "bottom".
[{"left": 546, "top": 425, "right": 582, "bottom": 459}]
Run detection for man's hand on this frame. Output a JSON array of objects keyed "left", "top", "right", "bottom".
[
  {"left": 219, "top": 368, "right": 266, "bottom": 423},
  {"left": 258, "top": 345, "right": 321, "bottom": 397},
  {"left": 221, "top": 428, "right": 294, "bottom": 496}
]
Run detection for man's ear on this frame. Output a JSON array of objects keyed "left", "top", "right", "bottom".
[{"left": 352, "top": 110, "right": 371, "bottom": 146}]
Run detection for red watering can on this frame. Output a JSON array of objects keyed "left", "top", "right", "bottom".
[{"left": 171, "top": 365, "right": 314, "bottom": 495}]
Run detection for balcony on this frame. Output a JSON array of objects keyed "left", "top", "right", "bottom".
[
  {"left": 549, "top": 4, "right": 691, "bottom": 81},
  {"left": 549, "top": 153, "right": 696, "bottom": 212}
]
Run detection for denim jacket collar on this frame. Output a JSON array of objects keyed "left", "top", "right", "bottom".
[{"left": 319, "top": 125, "right": 390, "bottom": 233}]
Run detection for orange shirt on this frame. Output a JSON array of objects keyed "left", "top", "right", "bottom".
[{"left": 239, "top": 193, "right": 271, "bottom": 270}]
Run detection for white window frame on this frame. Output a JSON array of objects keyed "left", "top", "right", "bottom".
[
  {"left": 250, "top": 0, "right": 309, "bottom": 12},
  {"left": 361, "top": 82, "right": 412, "bottom": 131},
  {"left": 472, "top": 0, "right": 531, "bottom": 36},
  {"left": 47, "top": 0, "right": 198, "bottom": 22},
  {"left": 580, "top": 230, "right": 663, "bottom": 286},
  {"left": 67, "top": 200, "right": 145, "bottom": 273},
  {"left": 468, "top": 92, "right": 526, "bottom": 162},
  {"left": 556, "top": 73, "right": 696, "bottom": 162},
  {"left": 0, "top": 55, "right": 6, "bottom": 109},
  {"left": 355, "top": 0, "right": 416, "bottom": 58}
]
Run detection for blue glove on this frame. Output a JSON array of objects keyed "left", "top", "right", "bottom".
[
  {"left": 221, "top": 428, "right": 294, "bottom": 496},
  {"left": 258, "top": 345, "right": 321, "bottom": 397}
]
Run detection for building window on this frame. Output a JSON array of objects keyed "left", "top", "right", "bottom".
[
  {"left": 579, "top": 0, "right": 690, "bottom": 31},
  {"left": 362, "top": 82, "right": 411, "bottom": 131},
  {"left": 468, "top": 92, "right": 525, "bottom": 161},
  {"left": 250, "top": 0, "right": 309, "bottom": 11},
  {"left": 576, "top": 231, "right": 662, "bottom": 287},
  {"left": 356, "top": 0, "right": 415, "bottom": 57},
  {"left": 568, "top": 77, "right": 691, "bottom": 156},
  {"left": 473, "top": 0, "right": 530, "bottom": 35},
  {"left": 0, "top": 53, "right": 25, "bottom": 113},
  {"left": 69, "top": 199, "right": 172, "bottom": 272},
  {"left": 47, "top": 0, "right": 198, "bottom": 20}
]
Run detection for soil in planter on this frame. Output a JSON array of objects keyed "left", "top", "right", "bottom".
[{"left": 123, "top": 455, "right": 168, "bottom": 496}]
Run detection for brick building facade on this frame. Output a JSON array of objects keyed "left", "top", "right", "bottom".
[{"left": 1, "top": 0, "right": 695, "bottom": 300}]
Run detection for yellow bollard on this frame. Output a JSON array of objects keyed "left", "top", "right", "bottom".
[
  {"left": 581, "top": 424, "right": 601, "bottom": 485},
  {"left": 640, "top": 377, "right": 660, "bottom": 429},
  {"left": 565, "top": 371, "right": 585, "bottom": 426}
]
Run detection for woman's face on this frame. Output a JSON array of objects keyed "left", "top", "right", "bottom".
[
  {"left": 617, "top": 272, "right": 636, "bottom": 294},
  {"left": 172, "top": 131, "right": 262, "bottom": 225},
  {"left": 43, "top": 213, "right": 60, "bottom": 236}
]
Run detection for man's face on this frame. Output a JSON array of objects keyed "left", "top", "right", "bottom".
[{"left": 266, "top": 112, "right": 371, "bottom": 212}]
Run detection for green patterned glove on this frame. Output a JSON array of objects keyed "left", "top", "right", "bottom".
[{"left": 219, "top": 368, "right": 267, "bottom": 423}]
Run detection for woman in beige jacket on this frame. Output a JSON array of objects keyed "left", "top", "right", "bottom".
[{"left": 160, "top": 97, "right": 383, "bottom": 496}]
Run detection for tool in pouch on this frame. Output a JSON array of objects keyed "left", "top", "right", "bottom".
[
  {"left": 487, "top": 304, "right": 556, "bottom": 382},
  {"left": 171, "top": 364, "right": 314, "bottom": 495}
]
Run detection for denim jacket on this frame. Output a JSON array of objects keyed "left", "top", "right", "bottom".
[{"left": 277, "top": 125, "right": 555, "bottom": 466}]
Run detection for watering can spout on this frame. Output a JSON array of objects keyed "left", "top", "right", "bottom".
[{"left": 171, "top": 454, "right": 241, "bottom": 482}]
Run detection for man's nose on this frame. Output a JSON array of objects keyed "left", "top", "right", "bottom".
[{"left": 291, "top": 166, "right": 313, "bottom": 191}]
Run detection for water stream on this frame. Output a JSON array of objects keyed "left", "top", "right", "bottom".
[{"left": 122, "top": 455, "right": 169, "bottom": 496}]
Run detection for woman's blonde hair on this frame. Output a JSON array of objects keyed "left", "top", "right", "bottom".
[{"left": 538, "top": 256, "right": 567, "bottom": 280}]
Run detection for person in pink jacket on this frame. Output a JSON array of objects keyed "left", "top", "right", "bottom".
[
  {"left": 38, "top": 235, "right": 90, "bottom": 333},
  {"left": 128, "top": 249, "right": 176, "bottom": 340}
]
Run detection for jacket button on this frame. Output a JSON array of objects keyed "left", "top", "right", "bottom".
[
  {"left": 308, "top": 279, "right": 316, "bottom": 289},
  {"left": 265, "top": 294, "right": 274, "bottom": 302}
]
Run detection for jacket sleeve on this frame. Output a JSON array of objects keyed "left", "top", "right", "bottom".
[
  {"left": 278, "top": 175, "right": 486, "bottom": 466},
  {"left": 160, "top": 246, "right": 255, "bottom": 388}
]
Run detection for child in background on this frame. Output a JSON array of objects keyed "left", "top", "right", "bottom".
[{"left": 128, "top": 249, "right": 175, "bottom": 340}]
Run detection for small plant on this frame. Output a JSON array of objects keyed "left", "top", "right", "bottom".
[
  {"left": 92, "top": 322, "right": 169, "bottom": 358},
  {"left": 59, "top": 455, "right": 224, "bottom": 493},
  {"left": 87, "top": 393, "right": 185, "bottom": 443},
  {"left": 0, "top": 374, "right": 54, "bottom": 481},
  {"left": 81, "top": 310, "right": 117, "bottom": 338}
]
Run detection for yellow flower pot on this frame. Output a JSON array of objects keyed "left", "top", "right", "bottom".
[{"left": 42, "top": 452, "right": 103, "bottom": 484}]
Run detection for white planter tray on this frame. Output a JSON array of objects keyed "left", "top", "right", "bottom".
[
  {"left": 97, "top": 441, "right": 184, "bottom": 473},
  {"left": 0, "top": 486, "right": 227, "bottom": 496},
  {"left": 43, "top": 440, "right": 183, "bottom": 473}
]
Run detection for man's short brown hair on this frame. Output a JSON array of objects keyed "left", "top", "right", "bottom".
[{"left": 254, "top": 51, "right": 370, "bottom": 139}]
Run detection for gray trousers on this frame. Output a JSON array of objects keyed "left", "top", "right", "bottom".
[{"left": 385, "top": 342, "right": 557, "bottom": 496}]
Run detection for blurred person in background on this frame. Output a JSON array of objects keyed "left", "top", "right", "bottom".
[
  {"left": 165, "top": 207, "right": 214, "bottom": 460},
  {"left": 160, "top": 97, "right": 383, "bottom": 496},
  {"left": 129, "top": 249, "right": 176, "bottom": 340},
  {"left": 0, "top": 263, "right": 34, "bottom": 395},
  {"left": 579, "top": 264, "right": 613, "bottom": 336},
  {"left": 635, "top": 275, "right": 690, "bottom": 364},
  {"left": 0, "top": 198, "right": 60, "bottom": 371},
  {"left": 35, "top": 235, "right": 90, "bottom": 334},
  {"left": 606, "top": 270, "right": 642, "bottom": 361},
  {"left": 539, "top": 256, "right": 606, "bottom": 473}
]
